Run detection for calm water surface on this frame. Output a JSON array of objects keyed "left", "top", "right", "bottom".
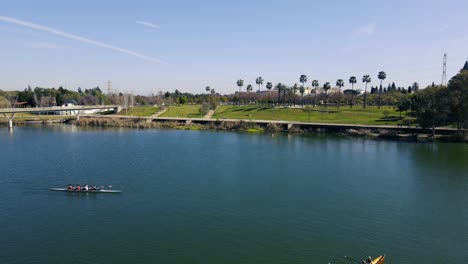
[{"left": 0, "top": 125, "right": 467, "bottom": 264}]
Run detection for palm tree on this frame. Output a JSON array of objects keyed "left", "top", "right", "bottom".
[
  {"left": 211, "top": 89, "right": 215, "bottom": 95},
  {"left": 362, "top": 75, "right": 372, "bottom": 109},
  {"left": 312, "top": 80, "right": 319, "bottom": 107},
  {"left": 205, "top": 86, "right": 210, "bottom": 94},
  {"left": 323, "top": 82, "right": 331, "bottom": 107},
  {"left": 300, "top": 74, "right": 308, "bottom": 89},
  {"left": 266, "top": 82, "right": 273, "bottom": 105},
  {"left": 275, "top": 83, "right": 283, "bottom": 105},
  {"left": 255, "top": 76, "right": 264, "bottom": 92},
  {"left": 236, "top": 79, "right": 244, "bottom": 93},
  {"left": 378, "top": 71, "right": 386, "bottom": 109},
  {"left": 336, "top": 79, "right": 344, "bottom": 108},
  {"left": 292, "top": 83, "right": 299, "bottom": 106},
  {"left": 299, "top": 86, "right": 305, "bottom": 108},
  {"left": 349, "top": 76, "right": 357, "bottom": 108},
  {"left": 246, "top": 84, "right": 253, "bottom": 103}
]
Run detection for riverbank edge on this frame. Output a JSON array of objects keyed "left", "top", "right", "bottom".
[{"left": 2, "top": 116, "right": 467, "bottom": 142}]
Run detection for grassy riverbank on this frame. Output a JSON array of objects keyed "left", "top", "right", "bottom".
[
  {"left": 119, "top": 106, "right": 159, "bottom": 116},
  {"left": 213, "top": 105, "right": 405, "bottom": 125},
  {"left": 159, "top": 104, "right": 203, "bottom": 118}
]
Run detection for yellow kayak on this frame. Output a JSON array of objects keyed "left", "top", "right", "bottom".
[{"left": 371, "top": 255, "right": 385, "bottom": 264}]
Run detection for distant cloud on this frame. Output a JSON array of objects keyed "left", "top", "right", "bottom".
[
  {"left": 30, "top": 41, "right": 68, "bottom": 49},
  {"left": 352, "top": 23, "right": 376, "bottom": 38},
  {"left": 136, "top": 20, "right": 160, "bottom": 29},
  {"left": 0, "top": 15, "right": 164, "bottom": 63}
]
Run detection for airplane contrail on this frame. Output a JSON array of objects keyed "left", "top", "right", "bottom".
[{"left": 0, "top": 15, "right": 164, "bottom": 63}]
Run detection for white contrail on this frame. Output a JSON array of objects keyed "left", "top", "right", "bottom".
[
  {"left": 0, "top": 15, "right": 164, "bottom": 63},
  {"left": 136, "top": 20, "right": 160, "bottom": 29}
]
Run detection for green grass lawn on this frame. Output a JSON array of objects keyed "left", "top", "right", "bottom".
[
  {"left": 119, "top": 106, "right": 159, "bottom": 116},
  {"left": 212, "top": 105, "right": 404, "bottom": 125},
  {"left": 159, "top": 104, "right": 203, "bottom": 118}
]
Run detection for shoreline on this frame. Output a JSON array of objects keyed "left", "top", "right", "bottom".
[{"left": 3, "top": 115, "right": 466, "bottom": 143}]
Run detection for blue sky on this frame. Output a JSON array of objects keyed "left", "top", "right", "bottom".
[{"left": 1, "top": 0, "right": 467, "bottom": 94}]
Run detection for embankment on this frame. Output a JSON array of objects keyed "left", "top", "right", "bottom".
[{"left": 68, "top": 115, "right": 467, "bottom": 142}]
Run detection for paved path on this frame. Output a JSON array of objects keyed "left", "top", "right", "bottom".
[{"left": 150, "top": 108, "right": 167, "bottom": 118}]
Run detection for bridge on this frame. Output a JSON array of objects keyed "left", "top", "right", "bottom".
[{"left": 1, "top": 105, "right": 120, "bottom": 129}]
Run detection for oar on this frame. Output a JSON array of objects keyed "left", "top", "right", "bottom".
[{"left": 344, "top": 256, "right": 361, "bottom": 264}]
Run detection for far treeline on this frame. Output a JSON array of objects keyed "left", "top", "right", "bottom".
[{"left": 0, "top": 70, "right": 467, "bottom": 133}]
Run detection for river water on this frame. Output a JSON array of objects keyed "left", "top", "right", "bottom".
[{"left": 0, "top": 125, "right": 467, "bottom": 264}]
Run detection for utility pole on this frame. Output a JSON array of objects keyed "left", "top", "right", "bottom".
[{"left": 442, "top": 53, "right": 447, "bottom": 86}]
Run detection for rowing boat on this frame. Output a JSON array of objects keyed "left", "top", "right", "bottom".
[
  {"left": 50, "top": 188, "right": 122, "bottom": 193},
  {"left": 371, "top": 255, "right": 385, "bottom": 264}
]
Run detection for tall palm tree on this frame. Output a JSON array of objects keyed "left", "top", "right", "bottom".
[
  {"left": 275, "top": 83, "right": 283, "bottom": 105},
  {"left": 299, "top": 86, "right": 305, "bottom": 108},
  {"left": 362, "top": 75, "right": 372, "bottom": 109},
  {"left": 205, "top": 86, "right": 210, "bottom": 94},
  {"left": 246, "top": 84, "right": 253, "bottom": 103},
  {"left": 292, "top": 83, "right": 299, "bottom": 106},
  {"left": 266, "top": 82, "right": 273, "bottom": 105},
  {"left": 300, "top": 74, "right": 308, "bottom": 89},
  {"left": 336, "top": 79, "right": 344, "bottom": 108},
  {"left": 312, "top": 80, "right": 319, "bottom": 107},
  {"left": 255, "top": 77, "right": 264, "bottom": 92},
  {"left": 378, "top": 71, "right": 386, "bottom": 109},
  {"left": 412, "top": 82, "right": 419, "bottom": 93},
  {"left": 236, "top": 79, "right": 244, "bottom": 93},
  {"left": 323, "top": 82, "right": 331, "bottom": 107},
  {"left": 349, "top": 76, "right": 357, "bottom": 108},
  {"left": 211, "top": 89, "right": 215, "bottom": 95}
]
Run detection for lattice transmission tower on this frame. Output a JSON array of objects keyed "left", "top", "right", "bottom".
[{"left": 442, "top": 53, "right": 447, "bottom": 86}]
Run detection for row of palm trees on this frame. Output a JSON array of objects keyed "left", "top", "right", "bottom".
[{"left": 235, "top": 72, "right": 389, "bottom": 109}]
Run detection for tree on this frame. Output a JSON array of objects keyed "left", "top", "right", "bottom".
[
  {"left": 300, "top": 74, "right": 308, "bottom": 90},
  {"left": 211, "top": 89, "right": 215, "bottom": 95},
  {"left": 323, "top": 82, "right": 331, "bottom": 107},
  {"left": 299, "top": 86, "right": 305, "bottom": 108},
  {"left": 236, "top": 79, "right": 244, "bottom": 93},
  {"left": 205, "top": 86, "right": 211, "bottom": 94},
  {"left": 255, "top": 76, "right": 264, "bottom": 92},
  {"left": 312, "top": 80, "right": 319, "bottom": 107},
  {"left": 266, "top": 82, "right": 273, "bottom": 104},
  {"left": 413, "top": 86, "right": 450, "bottom": 136},
  {"left": 349, "top": 76, "right": 357, "bottom": 108},
  {"left": 336, "top": 79, "right": 344, "bottom": 108},
  {"left": 447, "top": 71, "right": 468, "bottom": 129},
  {"left": 378, "top": 71, "right": 386, "bottom": 109},
  {"left": 275, "top": 83, "right": 285, "bottom": 105},
  {"left": 362, "top": 75, "right": 372, "bottom": 109},
  {"left": 412, "top": 82, "right": 419, "bottom": 93},
  {"left": 395, "top": 96, "right": 410, "bottom": 119},
  {"left": 292, "top": 83, "right": 299, "bottom": 106},
  {"left": 246, "top": 84, "right": 253, "bottom": 102}
]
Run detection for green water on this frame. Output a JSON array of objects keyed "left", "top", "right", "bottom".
[{"left": 0, "top": 125, "right": 467, "bottom": 264}]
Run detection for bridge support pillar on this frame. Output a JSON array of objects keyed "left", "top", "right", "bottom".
[
  {"left": 76, "top": 111, "right": 80, "bottom": 121},
  {"left": 3, "top": 113, "right": 15, "bottom": 130},
  {"left": 287, "top": 123, "right": 293, "bottom": 130}
]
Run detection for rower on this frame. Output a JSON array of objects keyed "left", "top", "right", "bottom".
[
  {"left": 67, "top": 184, "right": 73, "bottom": 190},
  {"left": 91, "top": 185, "right": 97, "bottom": 191},
  {"left": 84, "top": 185, "right": 89, "bottom": 191},
  {"left": 75, "top": 185, "right": 81, "bottom": 191},
  {"left": 366, "top": 256, "right": 372, "bottom": 264}
]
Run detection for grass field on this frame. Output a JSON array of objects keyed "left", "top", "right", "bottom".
[
  {"left": 159, "top": 104, "right": 203, "bottom": 118},
  {"left": 212, "top": 105, "right": 405, "bottom": 125},
  {"left": 119, "top": 106, "right": 159, "bottom": 116}
]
